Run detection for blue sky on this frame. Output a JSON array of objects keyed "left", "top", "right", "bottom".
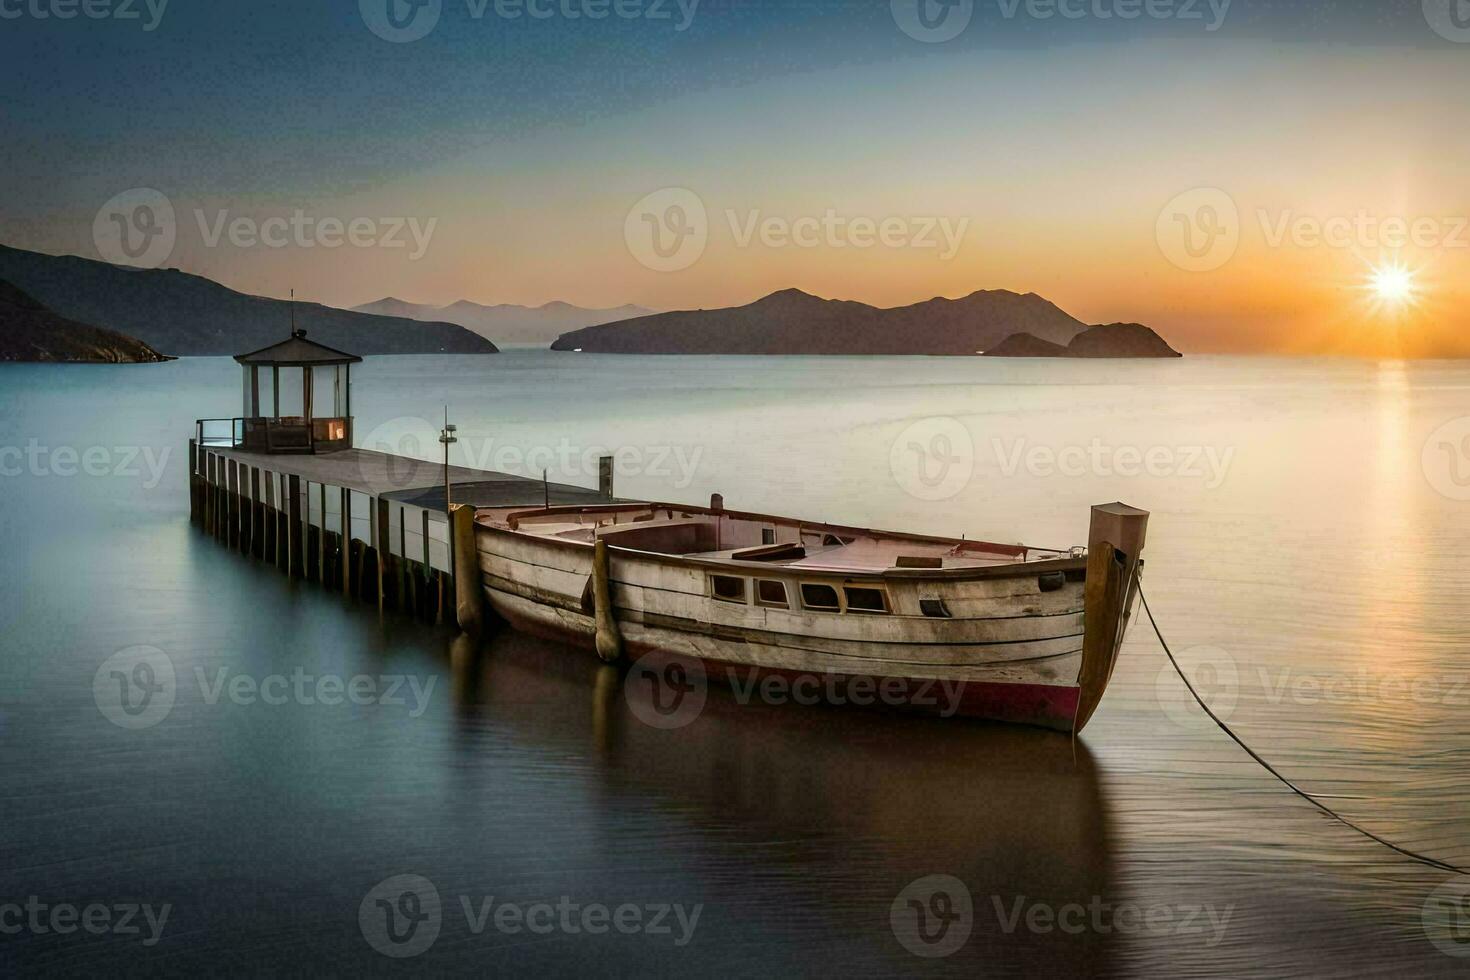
[{"left": 3, "top": 0, "right": 1469, "bottom": 354}]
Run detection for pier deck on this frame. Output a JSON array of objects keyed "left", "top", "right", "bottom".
[
  {"left": 190, "top": 442, "right": 619, "bottom": 621},
  {"left": 209, "top": 446, "right": 615, "bottom": 512}
]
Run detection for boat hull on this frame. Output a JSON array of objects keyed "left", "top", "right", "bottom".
[
  {"left": 471, "top": 501, "right": 1147, "bottom": 734},
  {"left": 489, "top": 589, "right": 1086, "bottom": 730}
]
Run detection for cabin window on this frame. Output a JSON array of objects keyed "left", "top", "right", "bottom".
[
  {"left": 800, "top": 583, "right": 841, "bottom": 612},
  {"left": 761, "top": 528, "right": 776, "bottom": 545},
  {"left": 711, "top": 575, "right": 747, "bottom": 604},
  {"left": 920, "top": 598, "right": 951, "bottom": 619},
  {"left": 756, "top": 580, "right": 788, "bottom": 608},
  {"left": 844, "top": 586, "right": 890, "bottom": 614}
]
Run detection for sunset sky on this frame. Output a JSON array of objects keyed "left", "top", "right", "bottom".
[{"left": 4, "top": 0, "right": 1469, "bottom": 355}]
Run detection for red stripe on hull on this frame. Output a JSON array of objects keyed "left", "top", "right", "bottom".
[{"left": 492, "top": 603, "right": 1082, "bottom": 733}]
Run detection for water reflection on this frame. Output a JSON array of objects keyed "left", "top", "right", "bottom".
[{"left": 451, "top": 627, "right": 1117, "bottom": 974}]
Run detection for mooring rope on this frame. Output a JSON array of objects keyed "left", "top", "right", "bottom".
[{"left": 1140, "top": 586, "right": 1467, "bottom": 876}]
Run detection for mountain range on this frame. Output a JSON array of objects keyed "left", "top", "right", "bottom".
[
  {"left": 353, "top": 297, "right": 654, "bottom": 347},
  {"left": 550, "top": 288, "right": 1116, "bottom": 355},
  {"left": 0, "top": 244, "right": 497, "bottom": 357},
  {"left": 0, "top": 279, "right": 170, "bottom": 363}
]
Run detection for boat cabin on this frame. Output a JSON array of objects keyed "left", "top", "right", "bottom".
[{"left": 200, "top": 330, "right": 360, "bottom": 454}]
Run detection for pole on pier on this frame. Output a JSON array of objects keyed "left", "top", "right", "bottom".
[
  {"left": 451, "top": 503, "right": 483, "bottom": 636},
  {"left": 287, "top": 474, "right": 303, "bottom": 578},
  {"left": 591, "top": 537, "right": 623, "bottom": 664}
]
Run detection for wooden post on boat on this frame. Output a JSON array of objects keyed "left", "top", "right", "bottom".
[
  {"left": 451, "top": 503, "right": 483, "bottom": 636},
  {"left": 340, "top": 487, "right": 352, "bottom": 597},
  {"left": 591, "top": 537, "right": 622, "bottom": 664},
  {"left": 1074, "top": 502, "right": 1149, "bottom": 733},
  {"left": 287, "top": 474, "right": 303, "bottom": 579}
]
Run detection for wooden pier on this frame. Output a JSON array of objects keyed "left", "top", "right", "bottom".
[{"left": 187, "top": 441, "right": 616, "bottom": 626}]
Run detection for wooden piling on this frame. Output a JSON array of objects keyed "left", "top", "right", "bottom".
[
  {"left": 451, "top": 503, "right": 483, "bottom": 636},
  {"left": 249, "top": 467, "right": 262, "bottom": 559},
  {"left": 591, "top": 537, "right": 622, "bottom": 663},
  {"left": 287, "top": 474, "right": 303, "bottom": 578},
  {"left": 341, "top": 487, "right": 352, "bottom": 598},
  {"left": 318, "top": 482, "right": 327, "bottom": 584},
  {"left": 188, "top": 440, "right": 199, "bottom": 523},
  {"left": 375, "top": 496, "right": 390, "bottom": 611},
  {"left": 203, "top": 452, "right": 214, "bottom": 534}
]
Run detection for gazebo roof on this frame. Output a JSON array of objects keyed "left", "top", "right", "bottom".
[{"left": 234, "top": 330, "right": 362, "bottom": 366}]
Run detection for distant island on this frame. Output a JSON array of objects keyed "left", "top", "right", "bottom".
[
  {"left": 550, "top": 287, "right": 1177, "bottom": 357},
  {"left": 353, "top": 297, "right": 654, "bottom": 348},
  {"left": 984, "top": 323, "right": 1181, "bottom": 358},
  {"left": 0, "top": 244, "right": 497, "bottom": 357},
  {"left": 0, "top": 279, "right": 170, "bottom": 363}
]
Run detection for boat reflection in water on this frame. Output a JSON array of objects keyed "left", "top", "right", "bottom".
[{"left": 447, "top": 628, "right": 1118, "bottom": 975}]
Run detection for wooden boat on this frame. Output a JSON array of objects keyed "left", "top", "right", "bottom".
[{"left": 470, "top": 499, "right": 1147, "bottom": 733}]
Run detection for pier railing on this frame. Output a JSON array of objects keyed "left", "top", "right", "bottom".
[{"left": 195, "top": 417, "right": 353, "bottom": 454}]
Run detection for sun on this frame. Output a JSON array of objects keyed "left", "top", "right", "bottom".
[{"left": 1367, "top": 262, "right": 1417, "bottom": 308}]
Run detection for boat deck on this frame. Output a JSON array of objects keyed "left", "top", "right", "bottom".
[{"left": 479, "top": 502, "right": 1060, "bottom": 573}]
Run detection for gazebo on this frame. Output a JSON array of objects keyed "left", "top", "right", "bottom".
[{"left": 226, "top": 329, "right": 361, "bottom": 454}]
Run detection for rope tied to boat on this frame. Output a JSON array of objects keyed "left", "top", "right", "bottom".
[{"left": 1140, "top": 585, "right": 1468, "bottom": 876}]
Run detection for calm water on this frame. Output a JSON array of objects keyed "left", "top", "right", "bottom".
[{"left": 2, "top": 352, "right": 1469, "bottom": 976}]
